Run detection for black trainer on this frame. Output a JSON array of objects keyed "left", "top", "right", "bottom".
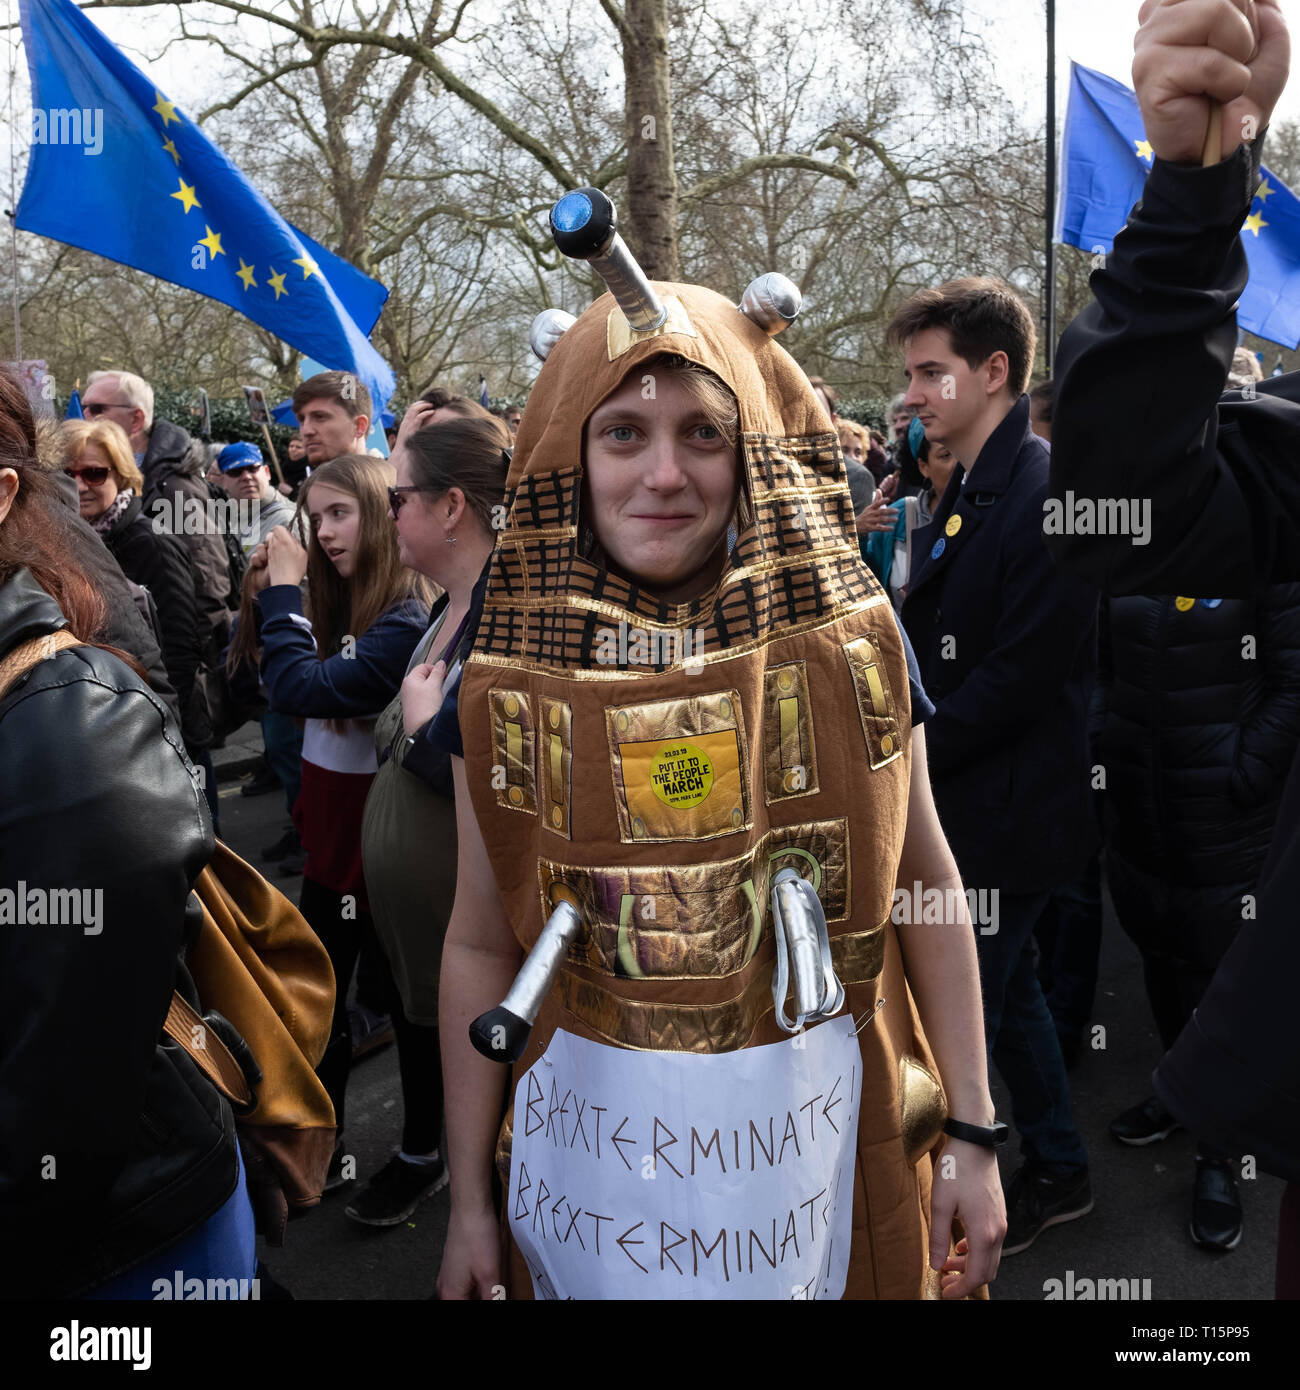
[
  {"left": 261, "top": 826, "right": 300, "bottom": 863},
  {"left": 1189, "top": 1154, "right": 1242, "bottom": 1251},
  {"left": 1002, "top": 1162, "right": 1093, "bottom": 1255},
  {"left": 345, "top": 1154, "right": 448, "bottom": 1227},
  {"left": 349, "top": 1004, "right": 395, "bottom": 1060},
  {"left": 1110, "top": 1096, "right": 1181, "bottom": 1147},
  {"left": 240, "top": 763, "right": 280, "bottom": 797}
]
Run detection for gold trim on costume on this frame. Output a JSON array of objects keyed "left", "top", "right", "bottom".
[
  {"left": 842, "top": 634, "right": 904, "bottom": 770},
  {"left": 539, "top": 697, "right": 573, "bottom": 838},
  {"left": 490, "top": 688, "right": 537, "bottom": 814},
  {"left": 763, "top": 661, "right": 819, "bottom": 802},
  {"left": 606, "top": 295, "right": 698, "bottom": 360}
]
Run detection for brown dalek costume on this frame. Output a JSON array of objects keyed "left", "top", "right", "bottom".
[{"left": 460, "top": 189, "right": 955, "bottom": 1300}]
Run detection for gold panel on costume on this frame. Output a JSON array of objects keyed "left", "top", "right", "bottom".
[
  {"left": 842, "top": 634, "right": 904, "bottom": 770},
  {"left": 490, "top": 688, "right": 537, "bottom": 814},
  {"left": 538, "top": 818, "right": 851, "bottom": 980},
  {"left": 606, "top": 296, "right": 698, "bottom": 360},
  {"left": 762, "top": 660, "right": 819, "bottom": 802},
  {"left": 538, "top": 697, "right": 572, "bottom": 838},
  {"left": 605, "top": 690, "right": 750, "bottom": 842},
  {"left": 898, "top": 1054, "right": 948, "bottom": 1165}
]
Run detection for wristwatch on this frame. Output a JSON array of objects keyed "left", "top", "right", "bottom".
[{"left": 942, "top": 1117, "right": 1009, "bottom": 1148}]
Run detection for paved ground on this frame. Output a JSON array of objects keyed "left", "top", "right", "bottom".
[{"left": 216, "top": 743, "right": 1282, "bottom": 1302}]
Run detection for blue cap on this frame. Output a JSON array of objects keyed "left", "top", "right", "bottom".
[
  {"left": 907, "top": 415, "right": 926, "bottom": 458},
  {"left": 218, "top": 441, "right": 264, "bottom": 472}
]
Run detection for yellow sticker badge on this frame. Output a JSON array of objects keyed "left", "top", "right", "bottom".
[
  {"left": 649, "top": 743, "right": 714, "bottom": 809},
  {"left": 945, "top": 514, "right": 962, "bottom": 537},
  {"left": 1175, "top": 596, "right": 1195, "bottom": 612}
]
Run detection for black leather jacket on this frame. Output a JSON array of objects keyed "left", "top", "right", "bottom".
[{"left": 0, "top": 567, "right": 238, "bottom": 1297}]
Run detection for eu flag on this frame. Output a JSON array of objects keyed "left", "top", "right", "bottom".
[
  {"left": 15, "top": 0, "right": 394, "bottom": 406},
  {"left": 1057, "top": 62, "right": 1300, "bottom": 348}
]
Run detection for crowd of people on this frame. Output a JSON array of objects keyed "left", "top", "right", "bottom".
[{"left": 2, "top": 0, "right": 1298, "bottom": 1308}]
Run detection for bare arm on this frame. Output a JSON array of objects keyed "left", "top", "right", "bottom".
[
  {"left": 892, "top": 727, "right": 1005, "bottom": 1298},
  {"left": 436, "top": 754, "right": 524, "bottom": 1299}
]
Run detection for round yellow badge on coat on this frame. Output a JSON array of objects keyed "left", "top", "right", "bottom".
[
  {"left": 945, "top": 515, "right": 962, "bottom": 537},
  {"left": 1175, "top": 596, "right": 1195, "bottom": 612},
  {"left": 649, "top": 743, "right": 714, "bottom": 809}
]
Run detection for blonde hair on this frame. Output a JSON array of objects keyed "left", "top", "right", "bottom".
[
  {"left": 836, "top": 419, "right": 868, "bottom": 453},
  {"left": 86, "top": 370, "right": 154, "bottom": 431},
  {"left": 60, "top": 418, "right": 144, "bottom": 494}
]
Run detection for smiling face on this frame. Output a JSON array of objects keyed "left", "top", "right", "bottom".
[
  {"left": 68, "top": 443, "right": 121, "bottom": 520},
  {"left": 582, "top": 369, "right": 740, "bottom": 605},
  {"left": 307, "top": 481, "right": 361, "bottom": 578}
]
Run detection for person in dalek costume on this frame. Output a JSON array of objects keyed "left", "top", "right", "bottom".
[{"left": 416, "top": 189, "right": 1008, "bottom": 1301}]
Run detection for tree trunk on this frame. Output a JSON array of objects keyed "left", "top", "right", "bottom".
[{"left": 622, "top": 0, "right": 679, "bottom": 281}]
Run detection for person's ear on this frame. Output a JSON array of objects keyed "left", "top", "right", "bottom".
[
  {"left": 444, "top": 485, "right": 468, "bottom": 528},
  {"left": 0, "top": 468, "right": 20, "bottom": 526},
  {"left": 129, "top": 407, "right": 146, "bottom": 439},
  {"left": 354, "top": 414, "right": 371, "bottom": 444},
  {"left": 985, "top": 351, "right": 1010, "bottom": 396}
]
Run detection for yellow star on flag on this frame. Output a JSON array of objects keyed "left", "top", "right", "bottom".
[
  {"left": 170, "top": 178, "right": 200, "bottom": 214},
  {"left": 161, "top": 137, "right": 180, "bottom": 165},
  {"left": 236, "top": 260, "right": 257, "bottom": 291},
  {"left": 268, "top": 268, "right": 288, "bottom": 300},
  {"left": 292, "top": 254, "right": 318, "bottom": 280},
  {"left": 1256, "top": 178, "right": 1275, "bottom": 203},
  {"left": 1134, "top": 138, "right": 1154, "bottom": 162},
  {"left": 198, "top": 225, "right": 225, "bottom": 258},
  {"left": 153, "top": 92, "right": 180, "bottom": 127},
  {"left": 1244, "top": 211, "right": 1269, "bottom": 237}
]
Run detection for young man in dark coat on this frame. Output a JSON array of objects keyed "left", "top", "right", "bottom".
[
  {"left": 1049, "top": 0, "right": 1299, "bottom": 1296},
  {"left": 890, "top": 278, "right": 1100, "bottom": 1256}
]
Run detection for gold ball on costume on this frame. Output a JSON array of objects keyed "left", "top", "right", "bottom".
[
  {"left": 508, "top": 785, "right": 524, "bottom": 805},
  {"left": 549, "top": 707, "right": 561, "bottom": 729},
  {"left": 505, "top": 696, "right": 519, "bottom": 717},
  {"left": 551, "top": 806, "right": 563, "bottom": 828},
  {"left": 776, "top": 669, "right": 795, "bottom": 693},
  {"left": 881, "top": 733, "right": 894, "bottom": 756}
]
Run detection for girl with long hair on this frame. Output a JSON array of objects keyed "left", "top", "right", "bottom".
[{"left": 245, "top": 453, "right": 435, "bottom": 1194}]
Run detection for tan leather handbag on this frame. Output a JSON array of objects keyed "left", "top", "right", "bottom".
[{"left": 1, "top": 630, "right": 337, "bottom": 1244}]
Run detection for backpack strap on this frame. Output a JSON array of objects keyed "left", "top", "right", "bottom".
[
  {"left": 0, "top": 628, "right": 82, "bottom": 701},
  {"left": 162, "top": 992, "right": 254, "bottom": 1108}
]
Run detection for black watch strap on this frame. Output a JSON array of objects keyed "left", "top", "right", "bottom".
[{"left": 942, "top": 1117, "right": 1008, "bottom": 1148}]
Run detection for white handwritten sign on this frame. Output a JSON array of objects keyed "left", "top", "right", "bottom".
[{"left": 508, "top": 1017, "right": 859, "bottom": 1300}]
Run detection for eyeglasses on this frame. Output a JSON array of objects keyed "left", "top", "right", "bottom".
[
  {"left": 65, "top": 465, "right": 112, "bottom": 485},
  {"left": 82, "top": 402, "right": 132, "bottom": 419},
  {"left": 387, "top": 484, "right": 440, "bottom": 515}
]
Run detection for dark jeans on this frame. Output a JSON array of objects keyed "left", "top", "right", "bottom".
[
  {"left": 1034, "top": 849, "right": 1103, "bottom": 1041},
  {"left": 298, "top": 877, "right": 444, "bottom": 1154},
  {"left": 1106, "top": 850, "right": 1250, "bottom": 1052},
  {"left": 261, "top": 710, "right": 303, "bottom": 820},
  {"left": 978, "top": 887, "right": 1088, "bottom": 1170}
]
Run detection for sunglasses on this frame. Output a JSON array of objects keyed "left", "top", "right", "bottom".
[
  {"left": 65, "top": 465, "right": 112, "bottom": 485},
  {"left": 82, "top": 402, "right": 132, "bottom": 419},
  {"left": 387, "top": 484, "right": 441, "bottom": 515},
  {"left": 224, "top": 464, "right": 262, "bottom": 478}
]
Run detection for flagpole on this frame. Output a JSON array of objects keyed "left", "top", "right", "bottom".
[
  {"left": 1044, "top": 0, "right": 1056, "bottom": 375},
  {"left": 6, "top": 0, "right": 23, "bottom": 360}
]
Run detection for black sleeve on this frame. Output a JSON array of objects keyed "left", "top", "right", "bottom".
[
  {"left": 1051, "top": 139, "right": 1300, "bottom": 594},
  {"left": 0, "top": 657, "right": 213, "bottom": 1250},
  {"left": 1230, "top": 582, "right": 1300, "bottom": 808},
  {"left": 127, "top": 531, "right": 204, "bottom": 709}
]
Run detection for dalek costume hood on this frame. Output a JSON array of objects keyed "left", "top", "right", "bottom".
[{"left": 460, "top": 190, "right": 957, "bottom": 1300}]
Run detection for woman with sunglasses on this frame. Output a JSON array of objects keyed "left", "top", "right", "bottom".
[
  {"left": 348, "top": 415, "right": 510, "bottom": 1227},
  {"left": 60, "top": 417, "right": 212, "bottom": 766},
  {"left": 237, "top": 453, "right": 434, "bottom": 1199}
]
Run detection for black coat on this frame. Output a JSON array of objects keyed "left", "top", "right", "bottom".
[
  {"left": 102, "top": 494, "right": 211, "bottom": 751},
  {"left": 1052, "top": 141, "right": 1300, "bottom": 1182},
  {"left": 901, "top": 396, "right": 1099, "bottom": 893},
  {"left": 1101, "top": 591, "right": 1300, "bottom": 886},
  {"left": 0, "top": 567, "right": 236, "bottom": 1297}
]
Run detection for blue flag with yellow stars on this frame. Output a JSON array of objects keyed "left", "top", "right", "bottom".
[
  {"left": 1057, "top": 62, "right": 1300, "bottom": 348},
  {"left": 15, "top": 0, "right": 394, "bottom": 407}
]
